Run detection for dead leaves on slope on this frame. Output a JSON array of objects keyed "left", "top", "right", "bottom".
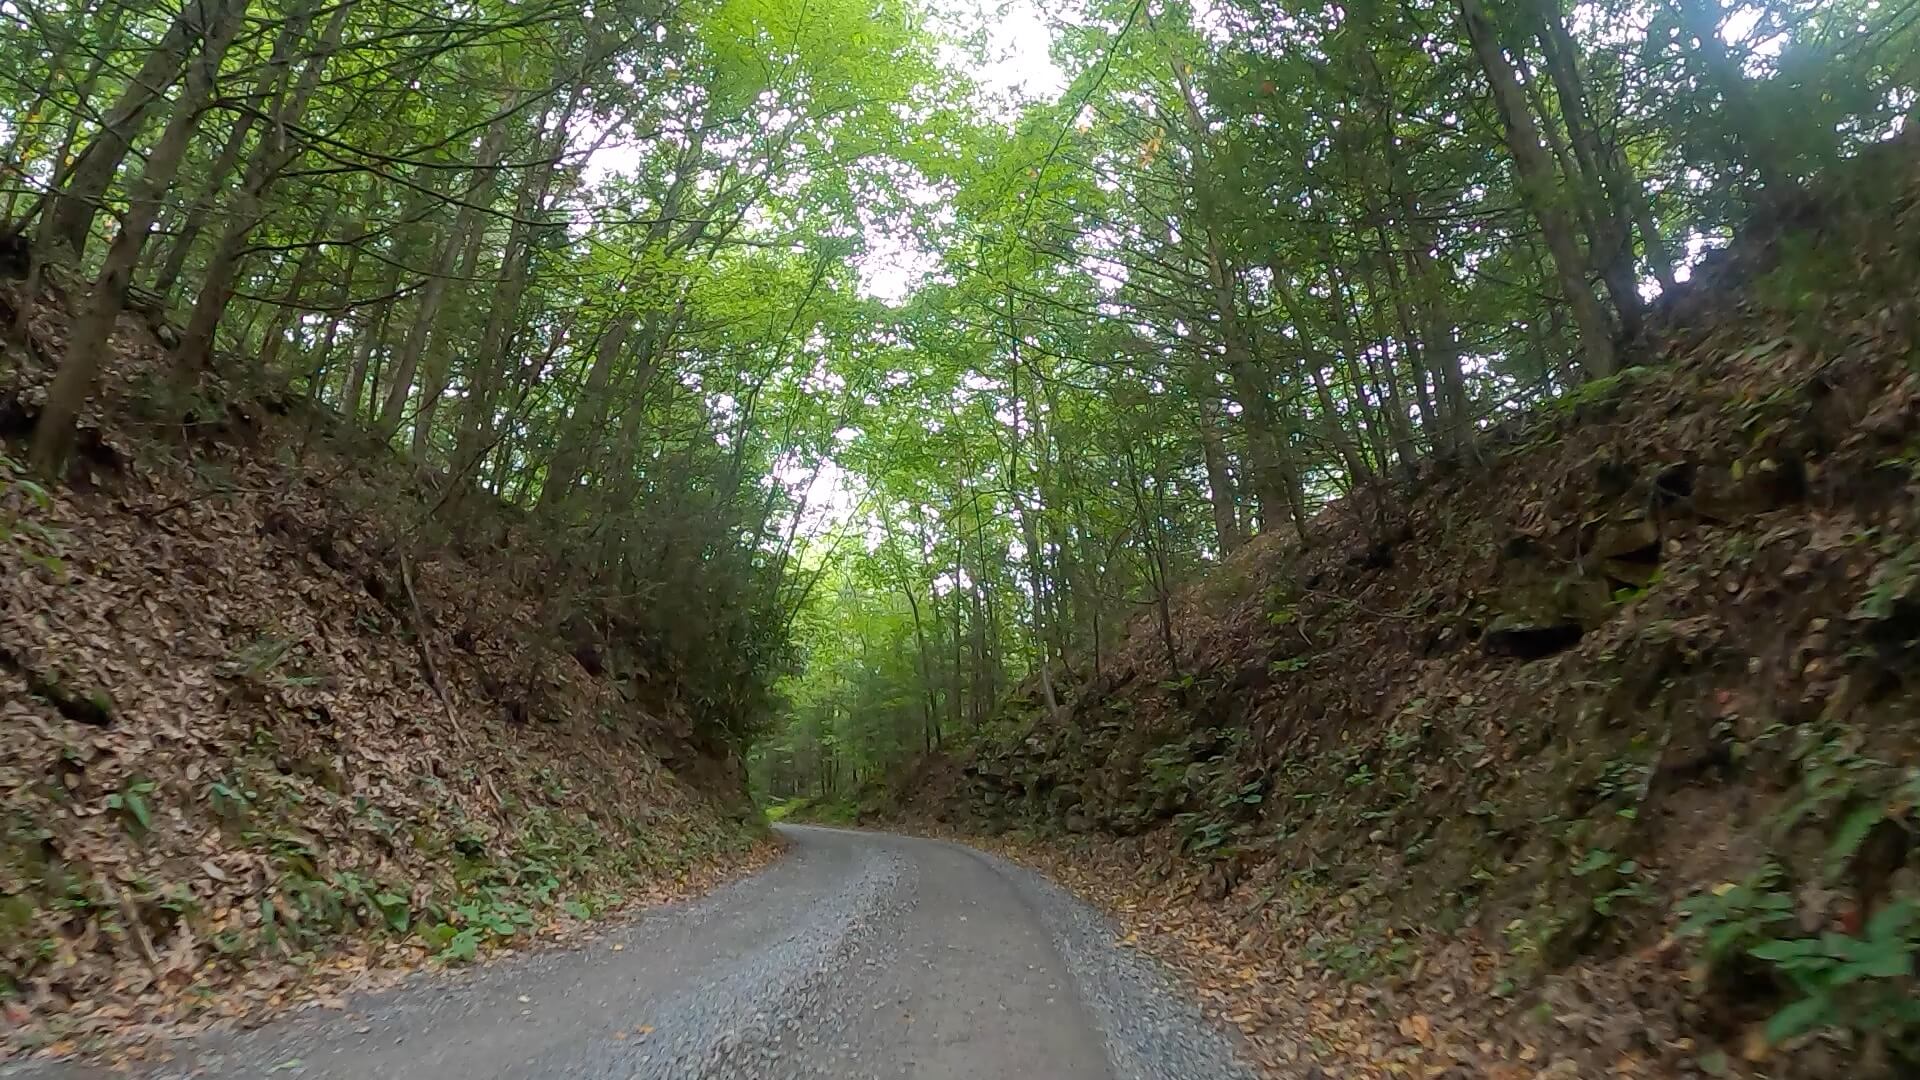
[{"left": 1, "top": 311, "right": 765, "bottom": 1064}]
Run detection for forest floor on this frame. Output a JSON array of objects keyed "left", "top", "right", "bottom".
[
  {"left": 858, "top": 148, "right": 1920, "bottom": 1078},
  {"left": 0, "top": 285, "right": 770, "bottom": 1066}
]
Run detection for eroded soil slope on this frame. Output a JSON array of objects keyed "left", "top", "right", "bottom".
[
  {"left": 891, "top": 151, "right": 1920, "bottom": 1077},
  {"left": 0, "top": 288, "right": 765, "bottom": 1062}
]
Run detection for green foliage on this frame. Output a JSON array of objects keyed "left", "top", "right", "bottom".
[
  {"left": 1677, "top": 865, "right": 1796, "bottom": 964},
  {"left": 220, "top": 633, "right": 326, "bottom": 692},
  {"left": 1747, "top": 902, "right": 1920, "bottom": 1051},
  {"left": 1672, "top": 730, "right": 1920, "bottom": 1060},
  {"left": 1569, "top": 849, "right": 1649, "bottom": 917},
  {"left": 1545, "top": 365, "right": 1670, "bottom": 418},
  {"left": 1851, "top": 539, "right": 1920, "bottom": 626},
  {"left": 1309, "top": 919, "right": 1417, "bottom": 982},
  {"left": 0, "top": 454, "right": 63, "bottom": 573},
  {"left": 1776, "top": 734, "right": 1919, "bottom": 878},
  {"left": 105, "top": 779, "right": 157, "bottom": 835}
]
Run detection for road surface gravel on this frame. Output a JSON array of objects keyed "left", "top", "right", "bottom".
[{"left": 9, "top": 825, "right": 1256, "bottom": 1080}]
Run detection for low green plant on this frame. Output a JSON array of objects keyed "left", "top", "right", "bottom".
[
  {"left": 1570, "top": 848, "right": 1649, "bottom": 916},
  {"left": 1674, "top": 733, "right": 1920, "bottom": 1061},
  {"left": 1849, "top": 538, "right": 1920, "bottom": 626},
  {"left": 1173, "top": 812, "right": 1231, "bottom": 855},
  {"left": 105, "top": 779, "right": 157, "bottom": 834},
  {"left": 0, "top": 453, "right": 66, "bottom": 575},
  {"left": 1778, "top": 735, "right": 1919, "bottom": 880},
  {"left": 1676, "top": 864, "right": 1795, "bottom": 963},
  {"left": 1609, "top": 567, "right": 1664, "bottom": 605},
  {"left": 1748, "top": 901, "right": 1920, "bottom": 1052},
  {"left": 221, "top": 634, "right": 324, "bottom": 690}
]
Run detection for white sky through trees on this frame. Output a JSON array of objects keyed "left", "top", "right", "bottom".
[
  {"left": 859, "top": 0, "right": 1067, "bottom": 303},
  {"left": 735, "top": 1, "right": 1067, "bottom": 545}
]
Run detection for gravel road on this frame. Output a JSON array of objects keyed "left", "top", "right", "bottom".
[{"left": 10, "top": 826, "right": 1256, "bottom": 1080}]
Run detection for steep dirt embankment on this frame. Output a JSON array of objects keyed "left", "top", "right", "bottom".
[
  {"left": 0, "top": 291, "right": 768, "bottom": 1062},
  {"left": 890, "top": 154, "right": 1920, "bottom": 1077}
]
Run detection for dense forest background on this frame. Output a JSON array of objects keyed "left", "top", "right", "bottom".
[
  {"left": 0, "top": 0, "right": 1913, "bottom": 790},
  {"left": 741, "top": 0, "right": 1918, "bottom": 798}
]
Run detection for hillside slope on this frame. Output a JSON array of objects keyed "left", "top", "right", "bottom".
[
  {"left": 885, "top": 152, "right": 1920, "bottom": 1077},
  {"left": 0, "top": 289, "right": 767, "bottom": 1062}
]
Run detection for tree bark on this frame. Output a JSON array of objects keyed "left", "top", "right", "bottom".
[
  {"left": 1458, "top": 0, "right": 1617, "bottom": 379},
  {"left": 1529, "top": 1, "right": 1645, "bottom": 336},
  {"left": 1195, "top": 391, "right": 1245, "bottom": 553},
  {"left": 30, "top": 0, "right": 250, "bottom": 474},
  {"left": 372, "top": 130, "right": 504, "bottom": 443},
  {"left": 173, "top": 0, "right": 350, "bottom": 371},
  {"left": 146, "top": 2, "right": 322, "bottom": 299},
  {"left": 43, "top": 4, "right": 201, "bottom": 259},
  {"left": 252, "top": 210, "right": 335, "bottom": 372}
]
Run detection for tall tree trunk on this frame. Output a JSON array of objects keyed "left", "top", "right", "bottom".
[
  {"left": 253, "top": 211, "right": 335, "bottom": 372},
  {"left": 30, "top": 0, "right": 250, "bottom": 474},
  {"left": 410, "top": 138, "right": 505, "bottom": 460},
  {"left": 372, "top": 137, "right": 503, "bottom": 444},
  {"left": 538, "top": 144, "right": 705, "bottom": 510},
  {"left": 43, "top": 5, "right": 202, "bottom": 259},
  {"left": 146, "top": 1, "right": 321, "bottom": 299},
  {"left": 1006, "top": 295, "right": 1060, "bottom": 720},
  {"left": 1458, "top": 0, "right": 1618, "bottom": 379},
  {"left": 341, "top": 252, "right": 407, "bottom": 423},
  {"left": 147, "top": 108, "right": 259, "bottom": 300},
  {"left": 1195, "top": 392, "right": 1245, "bottom": 553},
  {"left": 1269, "top": 264, "right": 1374, "bottom": 487},
  {"left": 173, "top": 0, "right": 349, "bottom": 371},
  {"left": 450, "top": 89, "right": 584, "bottom": 486},
  {"left": 1531, "top": 0, "right": 1653, "bottom": 327},
  {"left": 1373, "top": 227, "right": 1444, "bottom": 453}
]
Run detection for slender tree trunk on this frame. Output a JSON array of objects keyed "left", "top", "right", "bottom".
[
  {"left": 372, "top": 152, "right": 499, "bottom": 443},
  {"left": 1373, "top": 228, "right": 1444, "bottom": 453},
  {"left": 1006, "top": 297, "right": 1060, "bottom": 719},
  {"left": 1195, "top": 393, "right": 1245, "bottom": 553},
  {"left": 174, "top": 0, "right": 349, "bottom": 371},
  {"left": 410, "top": 196, "right": 495, "bottom": 459},
  {"left": 1531, "top": 0, "right": 1648, "bottom": 331},
  {"left": 451, "top": 91, "right": 583, "bottom": 484},
  {"left": 43, "top": 5, "right": 201, "bottom": 259},
  {"left": 1269, "top": 265, "right": 1373, "bottom": 487},
  {"left": 148, "top": 109, "right": 258, "bottom": 299},
  {"left": 30, "top": 0, "right": 250, "bottom": 474},
  {"left": 147, "top": 1, "right": 321, "bottom": 299},
  {"left": 1459, "top": 0, "right": 1617, "bottom": 378},
  {"left": 253, "top": 213, "right": 335, "bottom": 372},
  {"left": 342, "top": 252, "right": 404, "bottom": 423}
]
